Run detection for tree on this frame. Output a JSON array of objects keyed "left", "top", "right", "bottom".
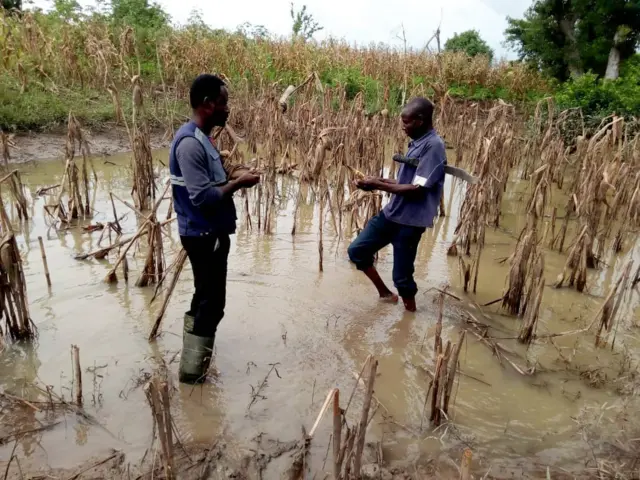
[
  {"left": 444, "top": 30, "right": 494, "bottom": 61},
  {"left": 1, "top": 0, "right": 22, "bottom": 11},
  {"left": 237, "top": 22, "right": 270, "bottom": 40},
  {"left": 290, "top": 3, "right": 322, "bottom": 41},
  {"left": 109, "top": 0, "right": 169, "bottom": 31},
  {"left": 505, "top": 0, "right": 640, "bottom": 81},
  {"left": 50, "top": 0, "right": 83, "bottom": 21}
]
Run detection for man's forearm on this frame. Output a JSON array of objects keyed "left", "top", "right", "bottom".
[
  {"left": 371, "top": 179, "right": 420, "bottom": 196},
  {"left": 218, "top": 178, "right": 245, "bottom": 197},
  {"left": 379, "top": 178, "right": 397, "bottom": 185}
]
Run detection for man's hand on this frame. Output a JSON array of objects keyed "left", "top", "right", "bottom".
[
  {"left": 355, "top": 176, "right": 380, "bottom": 192},
  {"left": 236, "top": 172, "right": 260, "bottom": 188}
]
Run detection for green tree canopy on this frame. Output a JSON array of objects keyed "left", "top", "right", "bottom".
[
  {"left": 505, "top": 0, "right": 640, "bottom": 81},
  {"left": 444, "top": 30, "right": 494, "bottom": 60},
  {"left": 1, "top": 0, "right": 22, "bottom": 11},
  {"left": 110, "top": 0, "right": 169, "bottom": 30}
]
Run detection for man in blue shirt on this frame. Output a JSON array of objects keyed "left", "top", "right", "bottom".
[
  {"left": 348, "top": 97, "right": 446, "bottom": 312},
  {"left": 169, "top": 74, "right": 260, "bottom": 383}
]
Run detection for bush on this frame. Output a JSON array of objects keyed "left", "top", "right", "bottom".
[{"left": 554, "top": 58, "right": 640, "bottom": 119}]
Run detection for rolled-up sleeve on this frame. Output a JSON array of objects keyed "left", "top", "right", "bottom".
[
  {"left": 176, "top": 137, "right": 223, "bottom": 209},
  {"left": 412, "top": 141, "right": 446, "bottom": 189}
]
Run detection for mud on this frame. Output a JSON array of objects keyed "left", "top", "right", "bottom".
[
  {"left": 5, "top": 127, "right": 170, "bottom": 163},
  {"left": 0, "top": 148, "right": 639, "bottom": 479}
]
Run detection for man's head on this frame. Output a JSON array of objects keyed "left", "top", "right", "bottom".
[
  {"left": 189, "top": 74, "right": 229, "bottom": 133},
  {"left": 400, "top": 97, "right": 434, "bottom": 140}
]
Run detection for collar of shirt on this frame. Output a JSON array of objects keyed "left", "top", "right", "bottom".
[{"left": 407, "top": 128, "right": 435, "bottom": 149}]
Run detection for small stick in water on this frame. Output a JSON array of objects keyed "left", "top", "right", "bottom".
[
  {"left": 109, "top": 193, "right": 122, "bottom": 233},
  {"left": 71, "top": 345, "right": 82, "bottom": 406},
  {"left": 460, "top": 448, "right": 472, "bottom": 480},
  {"left": 37, "top": 236, "right": 52, "bottom": 287},
  {"left": 332, "top": 389, "right": 342, "bottom": 480}
]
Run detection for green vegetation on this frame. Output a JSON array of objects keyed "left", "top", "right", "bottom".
[
  {"left": 506, "top": 0, "right": 640, "bottom": 81},
  {"left": 0, "top": 1, "right": 547, "bottom": 132},
  {"left": 1, "top": 0, "right": 20, "bottom": 10},
  {"left": 290, "top": 3, "right": 323, "bottom": 41},
  {"left": 506, "top": 0, "right": 640, "bottom": 125},
  {"left": 444, "top": 30, "right": 494, "bottom": 62},
  {"left": 555, "top": 56, "right": 640, "bottom": 116},
  {"left": 0, "top": 76, "right": 123, "bottom": 130},
  {"left": 1, "top": 0, "right": 639, "bottom": 132}
]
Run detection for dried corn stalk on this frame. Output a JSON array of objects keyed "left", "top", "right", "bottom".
[
  {"left": 46, "top": 114, "right": 93, "bottom": 224},
  {"left": 128, "top": 76, "right": 155, "bottom": 210},
  {"left": 0, "top": 194, "right": 35, "bottom": 341}
]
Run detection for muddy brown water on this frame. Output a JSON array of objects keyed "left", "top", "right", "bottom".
[{"left": 0, "top": 149, "right": 639, "bottom": 477}]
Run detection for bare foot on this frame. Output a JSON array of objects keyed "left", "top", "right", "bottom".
[
  {"left": 402, "top": 297, "right": 417, "bottom": 312},
  {"left": 380, "top": 292, "right": 399, "bottom": 304}
]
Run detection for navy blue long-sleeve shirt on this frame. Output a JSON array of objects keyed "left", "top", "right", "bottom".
[
  {"left": 175, "top": 137, "right": 237, "bottom": 235},
  {"left": 383, "top": 129, "right": 446, "bottom": 228}
]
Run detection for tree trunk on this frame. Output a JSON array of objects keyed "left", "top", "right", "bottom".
[
  {"left": 559, "top": 18, "right": 583, "bottom": 78},
  {"left": 605, "top": 29, "right": 624, "bottom": 80},
  {"left": 605, "top": 46, "right": 621, "bottom": 80}
]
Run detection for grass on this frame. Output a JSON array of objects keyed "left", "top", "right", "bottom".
[{"left": 0, "top": 76, "right": 121, "bottom": 131}]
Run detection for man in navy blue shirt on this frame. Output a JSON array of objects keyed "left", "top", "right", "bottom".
[
  {"left": 348, "top": 97, "right": 446, "bottom": 312},
  {"left": 170, "top": 75, "right": 260, "bottom": 383}
]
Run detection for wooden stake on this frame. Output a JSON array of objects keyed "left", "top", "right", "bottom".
[{"left": 37, "top": 236, "right": 52, "bottom": 287}]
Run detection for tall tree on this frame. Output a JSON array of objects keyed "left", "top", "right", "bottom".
[
  {"left": 444, "top": 30, "right": 494, "bottom": 61},
  {"left": 505, "top": 0, "right": 640, "bottom": 81}
]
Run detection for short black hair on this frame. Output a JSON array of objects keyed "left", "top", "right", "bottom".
[
  {"left": 189, "top": 74, "right": 226, "bottom": 109},
  {"left": 405, "top": 97, "right": 434, "bottom": 123}
]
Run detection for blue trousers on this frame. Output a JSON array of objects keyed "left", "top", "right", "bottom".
[{"left": 347, "top": 212, "right": 425, "bottom": 298}]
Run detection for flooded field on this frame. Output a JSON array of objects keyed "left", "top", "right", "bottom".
[{"left": 0, "top": 146, "right": 639, "bottom": 479}]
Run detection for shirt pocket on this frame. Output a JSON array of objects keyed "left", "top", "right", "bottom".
[{"left": 206, "top": 149, "right": 228, "bottom": 186}]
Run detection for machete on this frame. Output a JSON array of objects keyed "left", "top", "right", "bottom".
[{"left": 392, "top": 154, "right": 479, "bottom": 185}]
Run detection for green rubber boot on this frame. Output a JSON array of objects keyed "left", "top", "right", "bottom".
[
  {"left": 179, "top": 332, "right": 214, "bottom": 384},
  {"left": 179, "top": 313, "right": 214, "bottom": 384}
]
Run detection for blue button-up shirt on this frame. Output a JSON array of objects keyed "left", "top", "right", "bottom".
[{"left": 383, "top": 129, "right": 447, "bottom": 228}]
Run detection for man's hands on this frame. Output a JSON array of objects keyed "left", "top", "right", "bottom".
[
  {"left": 236, "top": 171, "right": 260, "bottom": 188},
  {"left": 219, "top": 169, "right": 260, "bottom": 197},
  {"left": 355, "top": 176, "right": 381, "bottom": 192},
  {"left": 355, "top": 176, "right": 419, "bottom": 197}
]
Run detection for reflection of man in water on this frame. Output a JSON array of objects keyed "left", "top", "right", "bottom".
[
  {"left": 347, "top": 97, "right": 446, "bottom": 312},
  {"left": 169, "top": 74, "right": 260, "bottom": 383}
]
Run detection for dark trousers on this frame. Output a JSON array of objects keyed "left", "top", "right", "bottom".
[
  {"left": 347, "top": 212, "right": 425, "bottom": 298},
  {"left": 180, "top": 234, "right": 231, "bottom": 338}
]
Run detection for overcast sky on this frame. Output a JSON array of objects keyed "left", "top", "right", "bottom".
[{"left": 35, "top": 0, "right": 533, "bottom": 59}]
